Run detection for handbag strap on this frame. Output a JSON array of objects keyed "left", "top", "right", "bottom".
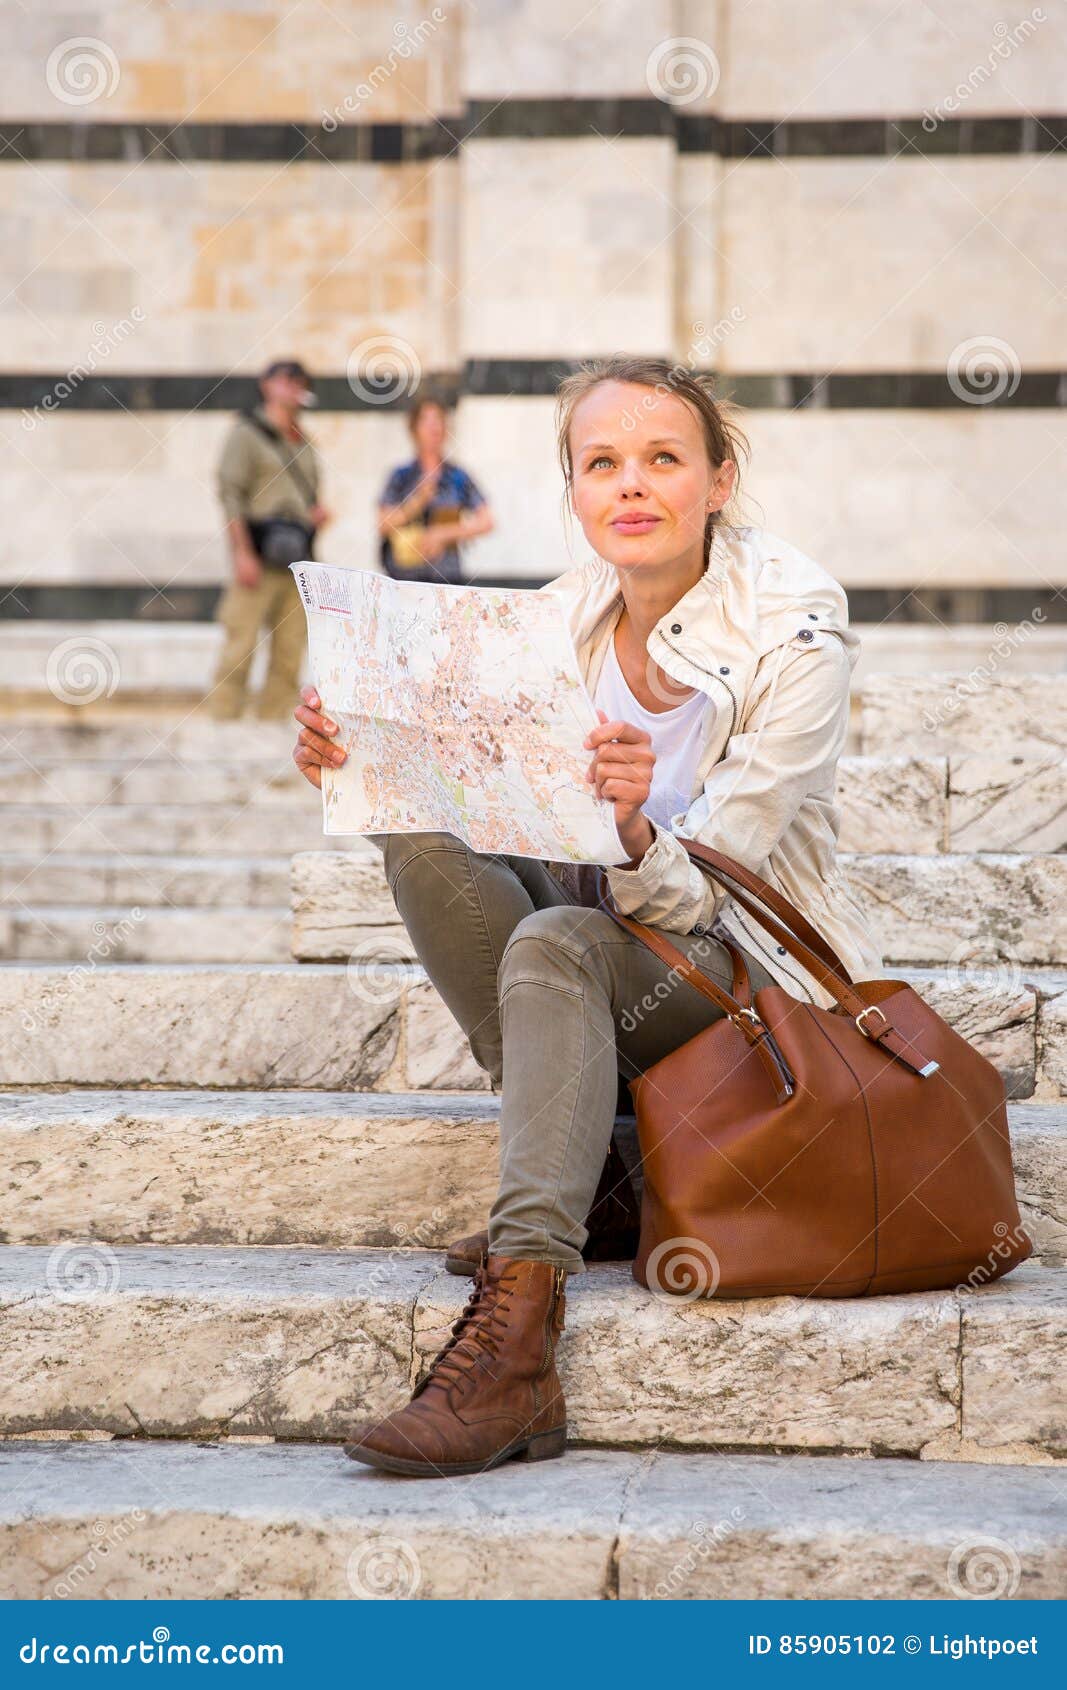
[
  {"left": 242, "top": 411, "right": 318, "bottom": 508},
  {"left": 594, "top": 843, "right": 938, "bottom": 1079},
  {"left": 689, "top": 841, "right": 853, "bottom": 981}
]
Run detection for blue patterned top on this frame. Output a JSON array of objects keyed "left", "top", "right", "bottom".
[{"left": 378, "top": 458, "right": 486, "bottom": 583}]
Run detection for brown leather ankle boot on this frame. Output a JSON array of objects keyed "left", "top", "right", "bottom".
[
  {"left": 445, "top": 1133, "right": 641, "bottom": 1277},
  {"left": 345, "top": 1254, "right": 567, "bottom": 1477}
]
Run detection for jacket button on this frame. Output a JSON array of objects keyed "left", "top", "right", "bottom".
[
  {"left": 670, "top": 622, "right": 682, "bottom": 634},
  {"left": 808, "top": 612, "right": 818, "bottom": 620},
  {"left": 692, "top": 922, "right": 707, "bottom": 936},
  {"left": 796, "top": 628, "right": 815, "bottom": 641},
  {"left": 777, "top": 945, "right": 787, "bottom": 954},
  {"left": 719, "top": 665, "right": 730, "bottom": 675}
]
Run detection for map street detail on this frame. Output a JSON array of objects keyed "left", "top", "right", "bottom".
[{"left": 291, "top": 563, "right": 629, "bottom": 864}]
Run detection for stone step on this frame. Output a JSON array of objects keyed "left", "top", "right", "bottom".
[
  {"left": 0, "top": 760, "right": 304, "bottom": 807},
  {"left": 2, "top": 1440, "right": 1064, "bottom": 1600},
  {"left": 2, "top": 753, "right": 1063, "bottom": 854},
  {"left": 293, "top": 851, "right": 1067, "bottom": 968},
  {"left": 0, "top": 906, "right": 291, "bottom": 964},
  {"left": 0, "top": 717, "right": 295, "bottom": 762},
  {"left": 0, "top": 1090, "right": 1060, "bottom": 1264},
  {"left": 8, "top": 803, "right": 328, "bottom": 857},
  {"left": 2, "top": 962, "right": 1063, "bottom": 1097},
  {"left": 0, "top": 853, "right": 291, "bottom": 908},
  {"left": 860, "top": 673, "right": 1067, "bottom": 757},
  {"left": 0, "top": 1247, "right": 1059, "bottom": 1461}
]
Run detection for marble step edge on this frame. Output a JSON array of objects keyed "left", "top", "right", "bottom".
[
  {"left": 1, "top": 1441, "right": 1064, "bottom": 1601},
  {"left": 0, "top": 1247, "right": 1061, "bottom": 1463}
]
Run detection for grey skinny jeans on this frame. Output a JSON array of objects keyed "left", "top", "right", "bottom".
[{"left": 369, "top": 830, "right": 777, "bottom": 1273}]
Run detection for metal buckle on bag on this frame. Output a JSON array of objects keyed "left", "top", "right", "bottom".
[{"left": 855, "top": 1003, "right": 940, "bottom": 1077}]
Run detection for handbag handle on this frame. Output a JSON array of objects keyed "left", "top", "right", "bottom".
[{"left": 595, "top": 842, "right": 939, "bottom": 1080}]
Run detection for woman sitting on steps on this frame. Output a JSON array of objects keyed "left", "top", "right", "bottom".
[{"left": 291, "top": 354, "right": 886, "bottom": 1479}]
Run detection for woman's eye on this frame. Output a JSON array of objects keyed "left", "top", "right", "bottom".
[{"left": 654, "top": 450, "right": 677, "bottom": 463}]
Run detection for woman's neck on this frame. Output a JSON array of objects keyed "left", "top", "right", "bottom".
[{"left": 615, "top": 555, "right": 707, "bottom": 652}]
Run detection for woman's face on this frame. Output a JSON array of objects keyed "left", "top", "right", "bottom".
[
  {"left": 413, "top": 403, "right": 447, "bottom": 454},
  {"left": 567, "top": 381, "right": 733, "bottom": 574}
]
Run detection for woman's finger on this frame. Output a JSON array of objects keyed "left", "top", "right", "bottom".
[
  {"left": 292, "top": 745, "right": 323, "bottom": 789},
  {"left": 584, "top": 719, "right": 651, "bottom": 750},
  {"left": 297, "top": 725, "right": 346, "bottom": 764},
  {"left": 294, "top": 702, "right": 340, "bottom": 738}
]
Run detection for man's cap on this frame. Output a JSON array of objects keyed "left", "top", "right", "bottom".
[{"left": 261, "top": 359, "right": 313, "bottom": 383}]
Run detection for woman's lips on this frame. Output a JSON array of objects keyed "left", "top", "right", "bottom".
[{"left": 611, "top": 516, "right": 661, "bottom": 534}]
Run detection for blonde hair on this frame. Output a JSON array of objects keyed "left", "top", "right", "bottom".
[{"left": 554, "top": 355, "right": 752, "bottom": 566}]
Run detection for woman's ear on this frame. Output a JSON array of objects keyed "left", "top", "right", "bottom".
[{"left": 708, "top": 456, "right": 737, "bottom": 512}]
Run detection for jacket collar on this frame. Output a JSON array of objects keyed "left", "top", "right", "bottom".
[{"left": 545, "top": 523, "right": 858, "bottom": 688}]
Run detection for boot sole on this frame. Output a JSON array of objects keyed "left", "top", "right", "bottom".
[
  {"left": 344, "top": 1423, "right": 567, "bottom": 1477},
  {"left": 444, "top": 1255, "right": 478, "bottom": 1277}
]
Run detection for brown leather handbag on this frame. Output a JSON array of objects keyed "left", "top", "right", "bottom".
[{"left": 596, "top": 841, "right": 1032, "bottom": 1299}]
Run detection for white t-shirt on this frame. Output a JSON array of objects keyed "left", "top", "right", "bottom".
[{"left": 593, "top": 632, "right": 710, "bottom": 834}]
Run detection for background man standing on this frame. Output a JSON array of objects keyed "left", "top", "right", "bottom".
[{"left": 209, "top": 359, "right": 330, "bottom": 720}]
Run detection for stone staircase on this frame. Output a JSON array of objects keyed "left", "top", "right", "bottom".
[{"left": 0, "top": 674, "right": 1065, "bottom": 1598}]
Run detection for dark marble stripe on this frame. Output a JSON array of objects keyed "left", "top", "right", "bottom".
[
  {"left": 3, "top": 584, "right": 1064, "bottom": 625},
  {"left": 2, "top": 368, "right": 1063, "bottom": 413},
  {"left": 1, "top": 109, "right": 1063, "bottom": 164}
]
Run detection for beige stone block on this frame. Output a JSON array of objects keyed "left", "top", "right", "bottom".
[
  {"left": 745, "top": 413, "right": 1067, "bottom": 588},
  {"left": 949, "top": 755, "right": 1067, "bottom": 852},
  {"left": 463, "top": 0, "right": 680, "bottom": 98},
  {"left": 291, "top": 851, "right": 406, "bottom": 961},
  {"left": 840, "top": 854, "right": 1067, "bottom": 965},
  {"left": 0, "top": 1247, "right": 429, "bottom": 1438},
  {"left": 861, "top": 675, "right": 1067, "bottom": 755},
  {"left": 404, "top": 979, "right": 491, "bottom": 1091},
  {"left": 460, "top": 138, "right": 676, "bottom": 358},
  {"left": 617, "top": 1452, "right": 1067, "bottom": 1600},
  {"left": 837, "top": 757, "right": 946, "bottom": 853},
  {"left": 721, "top": 0, "right": 1067, "bottom": 117},
  {"left": 0, "top": 1442, "right": 627, "bottom": 1600},
  {"left": 1012, "top": 1106, "right": 1067, "bottom": 1265},
  {"left": 0, "top": 964, "right": 401, "bottom": 1089},
  {"left": 0, "top": 1090, "right": 497, "bottom": 1248},
  {"left": 960, "top": 1268, "right": 1066, "bottom": 1456},
  {"left": 1037, "top": 990, "right": 1067, "bottom": 1098}
]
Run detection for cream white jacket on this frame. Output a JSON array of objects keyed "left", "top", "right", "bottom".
[{"left": 538, "top": 522, "right": 887, "bottom": 1010}]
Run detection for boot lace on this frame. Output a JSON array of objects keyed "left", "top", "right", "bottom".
[{"left": 417, "top": 1264, "right": 520, "bottom": 1394}]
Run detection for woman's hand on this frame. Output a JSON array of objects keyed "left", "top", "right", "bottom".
[
  {"left": 584, "top": 708, "right": 656, "bottom": 861},
  {"left": 293, "top": 684, "right": 347, "bottom": 790}
]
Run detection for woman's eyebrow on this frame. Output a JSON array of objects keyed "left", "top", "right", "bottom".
[{"left": 579, "top": 435, "right": 687, "bottom": 454}]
